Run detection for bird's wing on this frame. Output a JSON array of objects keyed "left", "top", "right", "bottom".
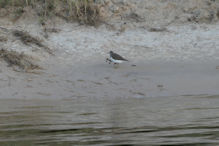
[{"left": 113, "top": 53, "right": 128, "bottom": 61}]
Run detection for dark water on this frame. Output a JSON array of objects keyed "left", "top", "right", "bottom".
[{"left": 1, "top": 95, "right": 219, "bottom": 146}]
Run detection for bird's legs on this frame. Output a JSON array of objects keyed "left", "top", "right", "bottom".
[
  {"left": 106, "top": 58, "right": 119, "bottom": 67},
  {"left": 106, "top": 58, "right": 112, "bottom": 64}
]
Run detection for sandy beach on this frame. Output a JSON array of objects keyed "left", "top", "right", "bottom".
[{"left": 1, "top": 21, "right": 219, "bottom": 99}]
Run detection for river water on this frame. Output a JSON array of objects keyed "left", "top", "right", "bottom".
[{"left": 0, "top": 95, "right": 219, "bottom": 145}]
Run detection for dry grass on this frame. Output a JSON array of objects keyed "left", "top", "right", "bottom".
[
  {"left": 0, "top": 36, "right": 7, "bottom": 42},
  {"left": 0, "top": 48, "right": 40, "bottom": 72},
  {"left": 71, "top": 0, "right": 100, "bottom": 26},
  {"left": 0, "top": 0, "right": 101, "bottom": 26},
  {"left": 148, "top": 27, "right": 168, "bottom": 32},
  {"left": 13, "top": 30, "right": 53, "bottom": 54}
]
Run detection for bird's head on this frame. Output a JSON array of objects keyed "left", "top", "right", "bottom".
[{"left": 109, "top": 51, "right": 113, "bottom": 55}]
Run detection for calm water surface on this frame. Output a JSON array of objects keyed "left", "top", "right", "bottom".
[{"left": 0, "top": 95, "right": 219, "bottom": 145}]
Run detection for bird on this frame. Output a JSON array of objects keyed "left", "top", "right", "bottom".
[{"left": 106, "top": 51, "right": 128, "bottom": 65}]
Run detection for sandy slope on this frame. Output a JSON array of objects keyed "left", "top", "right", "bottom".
[
  {"left": 48, "top": 22, "right": 219, "bottom": 63},
  {"left": 1, "top": 21, "right": 219, "bottom": 99},
  {"left": 0, "top": 0, "right": 219, "bottom": 99}
]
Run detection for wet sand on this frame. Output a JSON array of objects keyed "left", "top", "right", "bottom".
[{"left": 1, "top": 58, "right": 219, "bottom": 99}]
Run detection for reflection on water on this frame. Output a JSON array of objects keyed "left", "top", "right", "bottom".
[{"left": 0, "top": 95, "right": 219, "bottom": 145}]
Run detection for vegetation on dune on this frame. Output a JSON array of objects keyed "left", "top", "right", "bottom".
[
  {"left": 13, "top": 30, "right": 53, "bottom": 54},
  {"left": 0, "top": 0, "right": 101, "bottom": 26},
  {"left": 0, "top": 49, "right": 40, "bottom": 72}
]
